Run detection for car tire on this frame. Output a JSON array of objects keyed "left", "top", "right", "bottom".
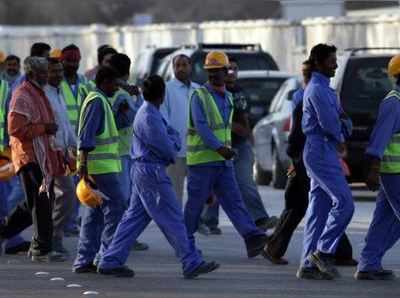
[
  {"left": 254, "top": 162, "right": 272, "bottom": 185},
  {"left": 271, "top": 150, "right": 287, "bottom": 189}
]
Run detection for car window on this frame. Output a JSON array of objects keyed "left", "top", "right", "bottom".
[
  {"left": 269, "top": 81, "right": 288, "bottom": 113},
  {"left": 340, "top": 56, "right": 393, "bottom": 123},
  {"left": 191, "top": 51, "right": 279, "bottom": 84},
  {"left": 238, "top": 77, "right": 288, "bottom": 110}
]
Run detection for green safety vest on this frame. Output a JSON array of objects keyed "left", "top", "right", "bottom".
[
  {"left": 60, "top": 75, "right": 89, "bottom": 130},
  {"left": 78, "top": 91, "right": 122, "bottom": 175},
  {"left": 108, "top": 88, "right": 134, "bottom": 156},
  {"left": 0, "top": 80, "right": 9, "bottom": 152},
  {"left": 186, "top": 87, "right": 233, "bottom": 165},
  {"left": 381, "top": 89, "right": 400, "bottom": 174}
]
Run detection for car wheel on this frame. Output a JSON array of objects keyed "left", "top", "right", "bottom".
[
  {"left": 271, "top": 150, "right": 287, "bottom": 189},
  {"left": 254, "top": 162, "right": 272, "bottom": 185}
]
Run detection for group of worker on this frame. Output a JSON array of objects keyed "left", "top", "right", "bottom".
[{"left": 0, "top": 40, "right": 399, "bottom": 282}]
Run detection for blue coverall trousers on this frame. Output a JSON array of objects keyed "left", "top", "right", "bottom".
[
  {"left": 358, "top": 174, "right": 400, "bottom": 272},
  {"left": 301, "top": 137, "right": 354, "bottom": 268},
  {"left": 99, "top": 162, "right": 203, "bottom": 274},
  {"left": 73, "top": 173, "right": 125, "bottom": 269}
]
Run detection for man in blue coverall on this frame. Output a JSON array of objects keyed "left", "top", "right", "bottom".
[
  {"left": 184, "top": 51, "right": 267, "bottom": 258},
  {"left": 98, "top": 75, "right": 219, "bottom": 278},
  {"left": 298, "top": 44, "right": 354, "bottom": 280},
  {"left": 355, "top": 54, "right": 400, "bottom": 281},
  {"left": 73, "top": 66, "right": 125, "bottom": 273}
]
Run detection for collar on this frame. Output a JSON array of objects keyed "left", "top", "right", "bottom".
[
  {"left": 144, "top": 100, "right": 160, "bottom": 113},
  {"left": 172, "top": 78, "right": 193, "bottom": 89},
  {"left": 311, "top": 71, "right": 330, "bottom": 87},
  {"left": 205, "top": 82, "right": 226, "bottom": 97},
  {"left": 27, "top": 79, "right": 45, "bottom": 93}
]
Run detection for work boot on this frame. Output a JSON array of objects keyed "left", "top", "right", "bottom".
[
  {"left": 5, "top": 241, "right": 31, "bottom": 255},
  {"left": 197, "top": 223, "right": 210, "bottom": 236},
  {"left": 262, "top": 247, "right": 289, "bottom": 265},
  {"left": 73, "top": 263, "right": 98, "bottom": 274},
  {"left": 310, "top": 251, "right": 340, "bottom": 279},
  {"left": 98, "top": 266, "right": 135, "bottom": 278},
  {"left": 132, "top": 240, "right": 149, "bottom": 251},
  {"left": 52, "top": 237, "right": 69, "bottom": 256},
  {"left": 354, "top": 269, "right": 396, "bottom": 281},
  {"left": 296, "top": 267, "right": 334, "bottom": 280},
  {"left": 29, "top": 250, "right": 67, "bottom": 263},
  {"left": 209, "top": 227, "right": 222, "bottom": 235},
  {"left": 255, "top": 216, "right": 279, "bottom": 231},
  {"left": 183, "top": 261, "right": 220, "bottom": 279},
  {"left": 245, "top": 234, "right": 268, "bottom": 258}
]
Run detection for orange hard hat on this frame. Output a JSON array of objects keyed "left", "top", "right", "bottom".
[
  {"left": 204, "top": 51, "right": 229, "bottom": 70},
  {"left": 76, "top": 177, "right": 103, "bottom": 208},
  {"left": 50, "top": 48, "right": 62, "bottom": 59},
  {"left": 388, "top": 54, "right": 400, "bottom": 77}
]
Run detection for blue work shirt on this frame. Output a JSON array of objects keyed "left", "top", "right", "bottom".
[
  {"left": 302, "top": 72, "right": 344, "bottom": 144},
  {"left": 292, "top": 87, "right": 304, "bottom": 110},
  {"left": 190, "top": 83, "right": 233, "bottom": 167},
  {"left": 131, "top": 101, "right": 180, "bottom": 166},
  {"left": 112, "top": 90, "right": 143, "bottom": 130},
  {"left": 2, "top": 83, "right": 12, "bottom": 147},
  {"left": 366, "top": 89, "right": 400, "bottom": 159},
  {"left": 160, "top": 78, "right": 199, "bottom": 157}
]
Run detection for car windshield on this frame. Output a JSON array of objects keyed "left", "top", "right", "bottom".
[
  {"left": 340, "top": 56, "right": 393, "bottom": 124},
  {"left": 238, "top": 77, "right": 288, "bottom": 109},
  {"left": 191, "top": 52, "right": 279, "bottom": 84}
]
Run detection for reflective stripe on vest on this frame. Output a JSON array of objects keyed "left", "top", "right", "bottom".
[
  {"left": 186, "top": 87, "right": 233, "bottom": 165},
  {"left": 109, "top": 88, "right": 134, "bottom": 156},
  {"left": 78, "top": 91, "right": 122, "bottom": 175},
  {"left": 381, "top": 90, "right": 400, "bottom": 173},
  {"left": 0, "top": 80, "right": 9, "bottom": 152}
]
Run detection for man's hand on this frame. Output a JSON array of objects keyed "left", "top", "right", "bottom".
[
  {"left": 366, "top": 158, "right": 380, "bottom": 191},
  {"left": 44, "top": 123, "right": 58, "bottom": 135},
  {"left": 287, "top": 164, "right": 296, "bottom": 178},
  {"left": 124, "top": 85, "right": 140, "bottom": 96},
  {"left": 216, "top": 146, "right": 236, "bottom": 160}
]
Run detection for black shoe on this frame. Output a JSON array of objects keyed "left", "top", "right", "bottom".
[
  {"left": 197, "top": 224, "right": 210, "bottom": 236},
  {"left": 310, "top": 251, "right": 340, "bottom": 279},
  {"left": 73, "top": 264, "right": 98, "bottom": 274},
  {"left": 256, "top": 216, "right": 279, "bottom": 231},
  {"left": 29, "top": 251, "right": 67, "bottom": 263},
  {"left": 354, "top": 269, "right": 396, "bottom": 281},
  {"left": 98, "top": 266, "right": 135, "bottom": 278},
  {"left": 262, "top": 248, "right": 289, "bottom": 265},
  {"left": 245, "top": 234, "right": 268, "bottom": 258},
  {"left": 209, "top": 227, "right": 222, "bottom": 235},
  {"left": 296, "top": 267, "right": 334, "bottom": 280},
  {"left": 5, "top": 241, "right": 31, "bottom": 255},
  {"left": 132, "top": 240, "right": 149, "bottom": 251},
  {"left": 184, "top": 261, "right": 220, "bottom": 279},
  {"left": 335, "top": 258, "right": 358, "bottom": 267}
]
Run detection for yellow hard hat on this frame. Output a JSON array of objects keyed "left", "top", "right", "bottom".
[
  {"left": 76, "top": 177, "right": 103, "bottom": 208},
  {"left": 50, "top": 48, "right": 62, "bottom": 59},
  {"left": 0, "top": 148, "right": 15, "bottom": 181},
  {"left": 0, "top": 51, "right": 6, "bottom": 63},
  {"left": 204, "top": 51, "right": 229, "bottom": 70},
  {"left": 388, "top": 54, "right": 400, "bottom": 77}
]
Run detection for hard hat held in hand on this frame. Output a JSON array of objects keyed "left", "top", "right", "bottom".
[
  {"left": 0, "top": 148, "right": 15, "bottom": 181},
  {"left": 204, "top": 51, "right": 230, "bottom": 69},
  {"left": 388, "top": 54, "right": 400, "bottom": 77},
  {"left": 76, "top": 177, "right": 103, "bottom": 208}
]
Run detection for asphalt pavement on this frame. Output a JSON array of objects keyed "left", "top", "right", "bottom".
[{"left": 0, "top": 185, "right": 399, "bottom": 298}]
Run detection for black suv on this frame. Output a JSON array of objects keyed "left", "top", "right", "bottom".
[{"left": 332, "top": 48, "right": 399, "bottom": 182}]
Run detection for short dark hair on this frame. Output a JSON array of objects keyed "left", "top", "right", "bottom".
[
  {"left": 47, "top": 57, "right": 62, "bottom": 65},
  {"left": 172, "top": 54, "right": 191, "bottom": 66},
  {"left": 142, "top": 75, "right": 165, "bottom": 102},
  {"left": 30, "top": 42, "right": 51, "bottom": 57},
  {"left": 62, "top": 44, "right": 80, "bottom": 53},
  {"left": 98, "top": 46, "right": 117, "bottom": 65},
  {"left": 308, "top": 43, "right": 337, "bottom": 70},
  {"left": 95, "top": 66, "right": 118, "bottom": 86},
  {"left": 5, "top": 55, "right": 20, "bottom": 64},
  {"left": 109, "top": 53, "right": 131, "bottom": 77}
]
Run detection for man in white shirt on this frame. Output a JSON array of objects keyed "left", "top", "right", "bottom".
[
  {"left": 161, "top": 54, "right": 199, "bottom": 204},
  {"left": 44, "top": 58, "right": 78, "bottom": 256}
]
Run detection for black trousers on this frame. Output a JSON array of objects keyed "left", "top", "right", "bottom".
[
  {"left": 1, "top": 163, "right": 54, "bottom": 255},
  {"left": 267, "top": 159, "right": 353, "bottom": 259}
]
